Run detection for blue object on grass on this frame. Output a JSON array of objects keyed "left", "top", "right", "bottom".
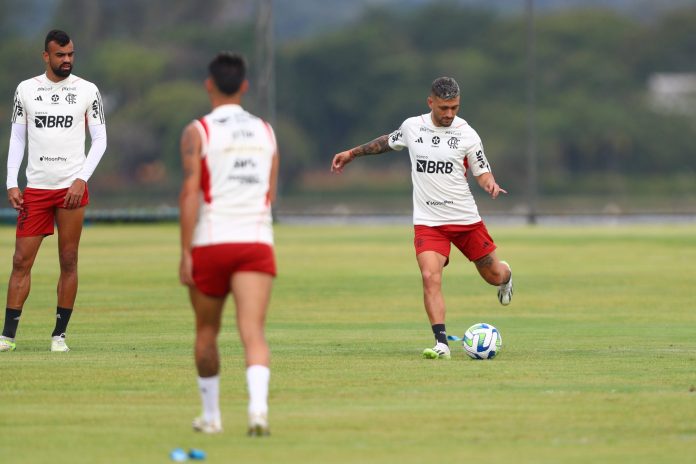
[
  {"left": 170, "top": 448, "right": 188, "bottom": 462},
  {"left": 189, "top": 448, "right": 206, "bottom": 460}
]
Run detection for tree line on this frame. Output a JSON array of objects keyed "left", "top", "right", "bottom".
[{"left": 1, "top": 1, "right": 694, "bottom": 207}]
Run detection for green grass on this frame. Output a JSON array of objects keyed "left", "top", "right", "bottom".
[{"left": 1, "top": 223, "right": 695, "bottom": 463}]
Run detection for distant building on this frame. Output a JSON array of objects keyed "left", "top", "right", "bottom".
[{"left": 648, "top": 73, "right": 696, "bottom": 116}]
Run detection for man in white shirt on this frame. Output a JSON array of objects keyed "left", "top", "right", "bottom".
[
  {"left": 179, "top": 52, "right": 278, "bottom": 436},
  {"left": 331, "top": 77, "right": 513, "bottom": 360},
  {"left": 1, "top": 30, "right": 107, "bottom": 353}
]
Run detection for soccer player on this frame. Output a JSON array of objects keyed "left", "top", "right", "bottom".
[
  {"left": 0, "top": 30, "right": 107, "bottom": 353},
  {"left": 179, "top": 53, "right": 278, "bottom": 436},
  {"left": 331, "top": 77, "right": 513, "bottom": 360}
]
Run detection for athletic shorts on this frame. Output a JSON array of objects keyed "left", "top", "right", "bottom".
[
  {"left": 17, "top": 186, "right": 89, "bottom": 237},
  {"left": 414, "top": 222, "right": 497, "bottom": 265},
  {"left": 191, "top": 243, "right": 276, "bottom": 297}
]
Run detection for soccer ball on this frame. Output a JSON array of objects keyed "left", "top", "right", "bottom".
[{"left": 462, "top": 323, "right": 502, "bottom": 359}]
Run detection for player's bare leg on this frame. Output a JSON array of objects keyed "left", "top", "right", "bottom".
[
  {"left": 6, "top": 236, "right": 44, "bottom": 309},
  {"left": 416, "top": 251, "right": 451, "bottom": 359},
  {"left": 1, "top": 235, "right": 43, "bottom": 352},
  {"left": 232, "top": 272, "right": 272, "bottom": 367},
  {"left": 189, "top": 287, "right": 225, "bottom": 433},
  {"left": 474, "top": 252, "right": 513, "bottom": 305},
  {"left": 231, "top": 271, "right": 272, "bottom": 436},
  {"left": 55, "top": 207, "right": 85, "bottom": 308},
  {"left": 417, "top": 251, "right": 448, "bottom": 324},
  {"left": 189, "top": 288, "right": 225, "bottom": 377},
  {"left": 49, "top": 207, "right": 85, "bottom": 351},
  {"left": 474, "top": 251, "right": 508, "bottom": 285}
]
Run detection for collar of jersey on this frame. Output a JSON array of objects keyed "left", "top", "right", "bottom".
[
  {"left": 212, "top": 103, "right": 243, "bottom": 113},
  {"left": 423, "top": 113, "right": 467, "bottom": 130},
  {"left": 40, "top": 73, "right": 74, "bottom": 86}
]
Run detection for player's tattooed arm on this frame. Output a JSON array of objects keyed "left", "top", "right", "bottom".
[
  {"left": 179, "top": 123, "right": 202, "bottom": 285},
  {"left": 350, "top": 134, "right": 393, "bottom": 158},
  {"left": 331, "top": 134, "right": 393, "bottom": 173},
  {"left": 180, "top": 124, "right": 201, "bottom": 181}
]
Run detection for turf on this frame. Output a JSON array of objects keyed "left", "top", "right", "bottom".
[{"left": 0, "top": 223, "right": 695, "bottom": 463}]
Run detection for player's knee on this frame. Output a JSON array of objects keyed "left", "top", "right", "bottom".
[
  {"left": 12, "top": 251, "right": 33, "bottom": 274},
  {"left": 420, "top": 269, "right": 442, "bottom": 289},
  {"left": 196, "top": 336, "right": 217, "bottom": 352},
  {"left": 58, "top": 249, "right": 79, "bottom": 273},
  {"left": 196, "top": 324, "right": 219, "bottom": 341}
]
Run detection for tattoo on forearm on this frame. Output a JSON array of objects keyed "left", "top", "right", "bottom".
[{"left": 351, "top": 134, "right": 393, "bottom": 157}]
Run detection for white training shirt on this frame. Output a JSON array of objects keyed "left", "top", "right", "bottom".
[
  {"left": 11, "top": 73, "right": 105, "bottom": 189},
  {"left": 388, "top": 113, "right": 491, "bottom": 226},
  {"left": 191, "top": 104, "right": 277, "bottom": 247}
]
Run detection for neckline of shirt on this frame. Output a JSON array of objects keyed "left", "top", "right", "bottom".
[
  {"left": 39, "top": 73, "right": 75, "bottom": 86},
  {"left": 213, "top": 103, "right": 243, "bottom": 112},
  {"left": 421, "top": 113, "right": 468, "bottom": 130}
]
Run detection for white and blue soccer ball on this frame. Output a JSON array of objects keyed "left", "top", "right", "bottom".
[{"left": 462, "top": 323, "right": 502, "bottom": 359}]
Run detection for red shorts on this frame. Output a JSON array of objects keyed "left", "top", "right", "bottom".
[
  {"left": 414, "top": 222, "right": 496, "bottom": 265},
  {"left": 192, "top": 243, "right": 276, "bottom": 297},
  {"left": 17, "top": 186, "right": 89, "bottom": 237}
]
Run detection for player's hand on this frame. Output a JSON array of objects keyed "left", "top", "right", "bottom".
[
  {"left": 7, "top": 187, "right": 23, "bottom": 211},
  {"left": 63, "top": 179, "right": 87, "bottom": 209},
  {"left": 179, "top": 251, "right": 194, "bottom": 287},
  {"left": 331, "top": 150, "right": 355, "bottom": 174},
  {"left": 485, "top": 182, "right": 508, "bottom": 200}
]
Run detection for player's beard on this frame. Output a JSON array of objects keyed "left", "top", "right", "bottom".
[
  {"left": 53, "top": 63, "right": 72, "bottom": 78},
  {"left": 438, "top": 117, "right": 453, "bottom": 127}
]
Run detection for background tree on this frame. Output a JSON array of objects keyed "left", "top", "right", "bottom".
[{"left": 1, "top": 1, "right": 694, "bottom": 212}]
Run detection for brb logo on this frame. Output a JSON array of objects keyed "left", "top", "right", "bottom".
[
  {"left": 416, "top": 159, "right": 454, "bottom": 174},
  {"left": 35, "top": 115, "right": 74, "bottom": 128}
]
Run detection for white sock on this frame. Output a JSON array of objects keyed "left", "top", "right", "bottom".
[
  {"left": 197, "top": 375, "right": 221, "bottom": 423},
  {"left": 246, "top": 365, "right": 270, "bottom": 415}
]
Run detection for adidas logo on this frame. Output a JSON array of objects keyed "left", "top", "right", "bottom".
[
  {"left": 35, "top": 96, "right": 43, "bottom": 101},
  {"left": 415, "top": 137, "right": 423, "bottom": 143}
]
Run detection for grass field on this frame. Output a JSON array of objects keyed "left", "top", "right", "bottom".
[{"left": 1, "top": 222, "right": 695, "bottom": 463}]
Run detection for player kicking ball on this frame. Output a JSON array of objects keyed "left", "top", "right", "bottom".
[{"left": 331, "top": 77, "right": 513, "bottom": 360}]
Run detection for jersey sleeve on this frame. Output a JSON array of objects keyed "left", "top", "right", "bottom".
[
  {"left": 387, "top": 125, "right": 407, "bottom": 151},
  {"left": 6, "top": 123, "right": 26, "bottom": 189},
  {"left": 11, "top": 86, "right": 26, "bottom": 125},
  {"left": 466, "top": 140, "right": 491, "bottom": 177},
  {"left": 86, "top": 84, "right": 106, "bottom": 125}
]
